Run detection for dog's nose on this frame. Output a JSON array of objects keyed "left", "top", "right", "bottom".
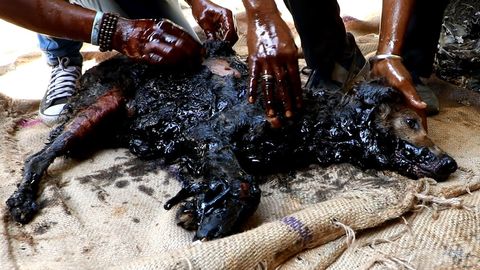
[{"left": 436, "top": 155, "right": 458, "bottom": 177}]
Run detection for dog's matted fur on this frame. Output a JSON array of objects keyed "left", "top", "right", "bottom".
[{"left": 6, "top": 41, "right": 457, "bottom": 240}]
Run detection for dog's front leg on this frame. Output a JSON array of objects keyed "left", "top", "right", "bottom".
[{"left": 6, "top": 87, "right": 126, "bottom": 224}]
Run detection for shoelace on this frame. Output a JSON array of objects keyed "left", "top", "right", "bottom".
[{"left": 44, "top": 57, "right": 82, "bottom": 104}]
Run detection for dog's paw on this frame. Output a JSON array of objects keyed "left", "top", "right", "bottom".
[
  {"left": 167, "top": 179, "right": 261, "bottom": 240},
  {"left": 6, "top": 188, "right": 38, "bottom": 224}
]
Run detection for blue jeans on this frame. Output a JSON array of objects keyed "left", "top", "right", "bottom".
[
  {"left": 38, "top": 35, "right": 84, "bottom": 66},
  {"left": 38, "top": 0, "right": 197, "bottom": 66}
]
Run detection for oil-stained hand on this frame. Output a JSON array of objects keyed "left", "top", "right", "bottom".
[
  {"left": 371, "top": 58, "right": 428, "bottom": 129},
  {"left": 190, "top": 0, "right": 238, "bottom": 45},
  {"left": 246, "top": 13, "right": 302, "bottom": 127},
  {"left": 113, "top": 18, "right": 203, "bottom": 66}
]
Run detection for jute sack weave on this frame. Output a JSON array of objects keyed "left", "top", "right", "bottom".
[
  {"left": 116, "top": 178, "right": 423, "bottom": 269},
  {"left": 0, "top": 79, "right": 479, "bottom": 270}
]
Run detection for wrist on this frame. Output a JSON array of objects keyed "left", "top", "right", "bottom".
[
  {"left": 369, "top": 53, "right": 403, "bottom": 63},
  {"left": 242, "top": 0, "right": 279, "bottom": 15},
  {"left": 111, "top": 17, "right": 129, "bottom": 53},
  {"left": 245, "top": 10, "right": 283, "bottom": 29},
  {"left": 376, "top": 37, "right": 402, "bottom": 57}
]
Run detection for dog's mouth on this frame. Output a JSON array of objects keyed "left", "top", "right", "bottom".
[
  {"left": 413, "top": 154, "right": 458, "bottom": 181},
  {"left": 393, "top": 141, "right": 458, "bottom": 181}
]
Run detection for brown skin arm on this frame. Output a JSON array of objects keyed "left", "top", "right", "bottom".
[
  {"left": 186, "top": 0, "right": 238, "bottom": 45},
  {"left": 371, "top": 0, "right": 428, "bottom": 128},
  {"left": 0, "top": 0, "right": 203, "bottom": 67},
  {"left": 242, "top": 0, "right": 302, "bottom": 127},
  {"left": 0, "top": 0, "right": 94, "bottom": 42}
]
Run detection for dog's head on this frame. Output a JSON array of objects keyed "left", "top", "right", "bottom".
[{"left": 348, "top": 81, "right": 457, "bottom": 181}]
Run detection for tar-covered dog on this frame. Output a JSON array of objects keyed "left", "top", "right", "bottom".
[{"left": 7, "top": 41, "right": 457, "bottom": 240}]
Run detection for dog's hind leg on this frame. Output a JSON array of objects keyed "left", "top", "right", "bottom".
[
  {"left": 165, "top": 129, "right": 261, "bottom": 240},
  {"left": 6, "top": 87, "right": 127, "bottom": 224}
]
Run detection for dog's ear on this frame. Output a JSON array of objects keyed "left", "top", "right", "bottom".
[{"left": 353, "top": 81, "right": 402, "bottom": 106}]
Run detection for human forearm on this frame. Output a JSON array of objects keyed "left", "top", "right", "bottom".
[
  {"left": 242, "top": 0, "right": 280, "bottom": 18},
  {"left": 241, "top": 0, "right": 288, "bottom": 43},
  {"left": 0, "top": 0, "right": 94, "bottom": 42},
  {"left": 372, "top": 0, "right": 427, "bottom": 126},
  {"left": 377, "top": 0, "right": 415, "bottom": 55}
]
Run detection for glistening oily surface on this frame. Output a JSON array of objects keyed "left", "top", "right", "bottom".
[{"left": 5, "top": 41, "right": 458, "bottom": 242}]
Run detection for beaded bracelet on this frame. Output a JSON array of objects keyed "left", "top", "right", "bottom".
[
  {"left": 369, "top": 53, "right": 403, "bottom": 62},
  {"left": 98, "top": 13, "right": 119, "bottom": 52}
]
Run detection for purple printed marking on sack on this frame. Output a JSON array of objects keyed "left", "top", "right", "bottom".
[
  {"left": 18, "top": 118, "right": 43, "bottom": 128},
  {"left": 281, "top": 216, "right": 313, "bottom": 244}
]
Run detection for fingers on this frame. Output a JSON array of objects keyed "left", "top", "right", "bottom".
[
  {"left": 272, "top": 65, "right": 292, "bottom": 118},
  {"left": 205, "top": 30, "right": 216, "bottom": 40},
  {"left": 287, "top": 58, "right": 303, "bottom": 109},
  {"left": 401, "top": 83, "right": 428, "bottom": 131},
  {"left": 402, "top": 84, "right": 427, "bottom": 111},
  {"left": 222, "top": 10, "right": 238, "bottom": 45},
  {"left": 418, "top": 109, "right": 428, "bottom": 132},
  {"left": 222, "top": 25, "right": 239, "bottom": 45},
  {"left": 406, "top": 95, "right": 427, "bottom": 111},
  {"left": 203, "top": 21, "right": 237, "bottom": 46},
  {"left": 248, "top": 56, "right": 303, "bottom": 125},
  {"left": 398, "top": 81, "right": 427, "bottom": 112},
  {"left": 119, "top": 18, "right": 203, "bottom": 66},
  {"left": 372, "top": 59, "right": 427, "bottom": 111},
  {"left": 248, "top": 59, "right": 259, "bottom": 104},
  {"left": 195, "top": 7, "right": 238, "bottom": 45},
  {"left": 145, "top": 20, "right": 202, "bottom": 65},
  {"left": 262, "top": 70, "right": 276, "bottom": 118},
  {"left": 141, "top": 53, "right": 164, "bottom": 65}
]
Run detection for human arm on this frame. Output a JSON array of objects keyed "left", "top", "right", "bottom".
[
  {"left": 0, "top": 0, "right": 94, "bottom": 42},
  {"left": 0, "top": 0, "right": 202, "bottom": 66},
  {"left": 242, "top": 0, "right": 302, "bottom": 127},
  {"left": 371, "top": 0, "right": 428, "bottom": 126},
  {"left": 186, "top": 0, "right": 238, "bottom": 45}
]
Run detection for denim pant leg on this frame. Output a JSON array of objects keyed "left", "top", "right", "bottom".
[{"left": 37, "top": 35, "right": 84, "bottom": 67}]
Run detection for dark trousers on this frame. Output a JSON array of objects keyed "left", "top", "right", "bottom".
[
  {"left": 283, "top": 0, "right": 450, "bottom": 79},
  {"left": 402, "top": 0, "right": 450, "bottom": 79},
  {"left": 283, "top": 0, "right": 346, "bottom": 78}
]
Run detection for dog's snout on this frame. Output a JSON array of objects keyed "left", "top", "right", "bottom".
[
  {"left": 443, "top": 156, "right": 458, "bottom": 173},
  {"left": 437, "top": 155, "right": 458, "bottom": 177}
]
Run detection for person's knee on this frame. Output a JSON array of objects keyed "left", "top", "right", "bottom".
[{"left": 68, "top": 0, "right": 128, "bottom": 16}]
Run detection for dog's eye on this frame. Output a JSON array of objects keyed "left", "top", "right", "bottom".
[{"left": 405, "top": 118, "right": 418, "bottom": 130}]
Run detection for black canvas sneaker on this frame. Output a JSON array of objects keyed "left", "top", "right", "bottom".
[{"left": 39, "top": 57, "right": 82, "bottom": 125}]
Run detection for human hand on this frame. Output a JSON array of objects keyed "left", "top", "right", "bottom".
[
  {"left": 189, "top": 0, "right": 238, "bottom": 45},
  {"left": 112, "top": 18, "right": 203, "bottom": 66},
  {"left": 246, "top": 13, "right": 302, "bottom": 127},
  {"left": 370, "top": 57, "right": 428, "bottom": 129}
]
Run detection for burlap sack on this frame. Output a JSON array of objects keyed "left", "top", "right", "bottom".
[{"left": 0, "top": 76, "right": 479, "bottom": 270}]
